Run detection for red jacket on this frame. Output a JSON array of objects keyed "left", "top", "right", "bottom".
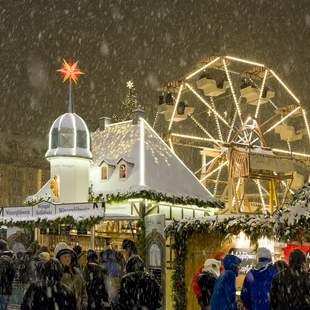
[{"left": 192, "top": 267, "right": 203, "bottom": 299}]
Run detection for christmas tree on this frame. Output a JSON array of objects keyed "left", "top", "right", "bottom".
[{"left": 113, "top": 80, "right": 138, "bottom": 122}]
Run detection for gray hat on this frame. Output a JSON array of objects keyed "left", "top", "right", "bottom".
[{"left": 54, "top": 242, "right": 74, "bottom": 259}]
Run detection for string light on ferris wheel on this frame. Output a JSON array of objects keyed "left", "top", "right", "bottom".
[{"left": 57, "top": 59, "right": 85, "bottom": 113}]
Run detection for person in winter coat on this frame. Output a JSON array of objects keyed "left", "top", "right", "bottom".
[
  {"left": 191, "top": 251, "right": 225, "bottom": 305},
  {"left": 210, "top": 254, "right": 241, "bottom": 310},
  {"left": 270, "top": 249, "right": 310, "bottom": 310},
  {"left": 100, "top": 245, "right": 124, "bottom": 306},
  {"left": 21, "top": 258, "right": 76, "bottom": 310},
  {"left": 241, "top": 247, "right": 276, "bottom": 310},
  {"left": 118, "top": 255, "right": 162, "bottom": 310},
  {"left": 0, "top": 239, "right": 15, "bottom": 310},
  {"left": 122, "top": 239, "right": 137, "bottom": 261},
  {"left": 55, "top": 242, "right": 88, "bottom": 310},
  {"left": 273, "top": 259, "right": 288, "bottom": 274},
  {"left": 83, "top": 250, "right": 109, "bottom": 310},
  {"left": 196, "top": 258, "right": 221, "bottom": 310}
]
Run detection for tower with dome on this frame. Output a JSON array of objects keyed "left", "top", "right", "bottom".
[{"left": 45, "top": 111, "right": 92, "bottom": 203}]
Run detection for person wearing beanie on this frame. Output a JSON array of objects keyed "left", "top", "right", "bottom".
[
  {"left": 118, "top": 255, "right": 162, "bottom": 310},
  {"left": 0, "top": 239, "right": 15, "bottom": 310},
  {"left": 210, "top": 254, "right": 241, "bottom": 310},
  {"left": 270, "top": 249, "right": 310, "bottom": 310},
  {"left": 21, "top": 258, "right": 76, "bottom": 310},
  {"left": 83, "top": 250, "right": 109, "bottom": 310},
  {"left": 241, "top": 247, "right": 276, "bottom": 310},
  {"left": 55, "top": 242, "right": 88, "bottom": 310},
  {"left": 196, "top": 259, "right": 221, "bottom": 309}
]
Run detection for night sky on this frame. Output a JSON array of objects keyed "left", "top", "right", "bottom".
[{"left": 1, "top": 0, "right": 310, "bottom": 165}]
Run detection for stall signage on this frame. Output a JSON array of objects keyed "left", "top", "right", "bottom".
[
  {"left": 57, "top": 203, "right": 104, "bottom": 217},
  {"left": 33, "top": 202, "right": 55, "bottom": 217},
  {"left": 3, "top": 206, "right": 33, "bottom": 219},
  {"left": 229, "top": 247, "right": 256, "bottom": 274}
]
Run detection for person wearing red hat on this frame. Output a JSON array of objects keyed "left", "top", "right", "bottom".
[{"left": 191, "top": 251, "right": 225, "bottom": 308}]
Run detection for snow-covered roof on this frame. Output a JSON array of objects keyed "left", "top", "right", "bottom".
[
  {"left": 91, "top": 119, "right": 218, "bottom": 206},
  {"left": 45, "top": 113, "right": 92, "bottom": 159}
]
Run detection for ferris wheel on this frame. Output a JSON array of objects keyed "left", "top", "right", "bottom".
[{"left": 156, "top": 55, "right": 310, "bottom": 213}]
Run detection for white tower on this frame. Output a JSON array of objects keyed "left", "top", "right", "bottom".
[{"left": 45, "top": 113, "right": 92, "bottom": 203}]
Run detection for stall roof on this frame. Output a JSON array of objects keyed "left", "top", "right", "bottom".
[{"left": 91, "top": 119, "right": 219, "bottom": 207}]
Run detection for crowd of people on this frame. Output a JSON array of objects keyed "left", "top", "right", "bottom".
[
  {"left": 192, "top": 247, "right": 310, "bottom": 310},
  {"left": 0, "top": 238, "right": 162, "bottom": 310}
]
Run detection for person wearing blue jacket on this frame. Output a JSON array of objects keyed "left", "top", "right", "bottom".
[
  {"left": 240, "top": 247, "right": 276, "bottom": 310},
  {"left": 210, "top": 254, "right": 241, "bottom": 310}
]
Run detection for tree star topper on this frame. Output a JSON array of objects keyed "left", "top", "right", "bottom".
[
  {"left": 126, "top": 80, "right": 134, "bottom": 89},
  {"left": 57, "top": 59, "right": 84, "bottom": 84}
]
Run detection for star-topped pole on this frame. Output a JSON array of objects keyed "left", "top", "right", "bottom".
[{"left": 57, "top": 59, "right": 84, "bottom": 113}]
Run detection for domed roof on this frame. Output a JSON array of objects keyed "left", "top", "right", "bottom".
[{"left": 45, "top": 113, "right": 92, "bottom": 159}]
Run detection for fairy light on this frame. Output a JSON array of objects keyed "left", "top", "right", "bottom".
[
  {"left": 225, "top": 56, "right": 265, "bottom": 68},
  {"left": 213, "top": 165, "right": 222, "bottom": 196},
  {"left": 186, "top": 83, "right": 230, "bottom": 127},
  {"left": 227, "top": 110, "right": 237, "bottom": 142},
  {"left": 170, "top": 132, "right": 221, "bottom": 143},
  {"left": 168, "top": 84, "right": 184, "bottom": 131},
  {"left": 139, "top": 119, "right": 145, "bottom": 186},
  {"left": 152, "top": 111, "right": 159, "bottom": 128},
  {"left": 255, "top": 180, "right": 266, "bottom": 211},
  {"left": 189, "top": 115, "right": 221, "bottom": 144},
  {"left": 210, "top": 97, "right": 223, "bottom": 141},
  {"left": 223, "top": 59, "right": 243, "bottom": 127},
  {"left": 255, "top": 69, "right": 268, "bottom": 118},
  {"left": 200, "top": 161, "right": 228, "bottom": 183},
  {"left": 168, "top": 138, "right": 175, "bottom": 153},
  {"left": 196, "top": 154, "right": 222, "bottom": 175},
  {"left": 185, "top": 57, "right": 220, "bottom": 80},
  {"left": 272, "top": 148, "right": 310, "bottom": 158},
  {"left": 265, "top": 106, "right": 300, "bottom": 134},
  {"left": 302, "top": 108, "right": 310, "bottom": 145},
  {"left": 270, "top": 69, "right": 300, "bottom": 104}
]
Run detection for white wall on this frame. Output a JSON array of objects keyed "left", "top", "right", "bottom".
[{"left": 49, "top": 157, "right": 90, "bottom": 203}]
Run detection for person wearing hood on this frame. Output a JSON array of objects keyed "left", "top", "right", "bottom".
[
  {"left": 240, "top": 247, "right": 276, "bottom": 310},
  {"left": 210, "top": 254, "right": 241, "bottom": 310},
  {"left": 270, "top": 249, "right": 310, "bottom": 310},
  {"left": 196, "top": 259, "right": 221, "bottom": 310},
  {"left": 118, "top": 255, "right": 162, "bottom": 310},
  {"left": 83, "top": 250, "right": 109, "bottom": 310},
  {"left": 0, "top": 239, "right": 15, "bottom": 310},
  {"left": 21, "top": 258, "right": 76, "bottom": 310},
  {"left": 55, "top": 242, "right": 88, "bottom": 310}
]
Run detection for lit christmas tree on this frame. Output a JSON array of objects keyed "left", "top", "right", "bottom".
[{"left": 113, "top": 80, "right": 138, "bottom": 122}]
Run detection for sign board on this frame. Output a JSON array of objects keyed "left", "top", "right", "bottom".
[
  {"left": 0, "top": 202, "right": 104, "bottom": 222},
  {"left": 3, "top": 206, "right": 33, "bottom": 220},
  {"left": 33, "top": 202, "right": 55, "bottom": 217},
  {"left": 57, "top": 203, "right": 104, "bottom": 218},
  {"left": 229, "top": 247, "right": 257, "bottom": 274}
]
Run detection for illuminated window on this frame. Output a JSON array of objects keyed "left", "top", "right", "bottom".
[
  {"left": 119, "top": 164, "right": 127, "bottom": 179},
  {"left": 101, "top": 165, "right": 108, "bottom": 180}
]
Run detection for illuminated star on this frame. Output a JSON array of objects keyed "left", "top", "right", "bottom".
[
  {"left": 126, "top": 80, "right": 134, "bottom": 89},
  {"left": 207, "top": 109, "right": 212, "bottom": 117},
  {"left": 57, "top": 59, "right": 84, "bottom": 84}
]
